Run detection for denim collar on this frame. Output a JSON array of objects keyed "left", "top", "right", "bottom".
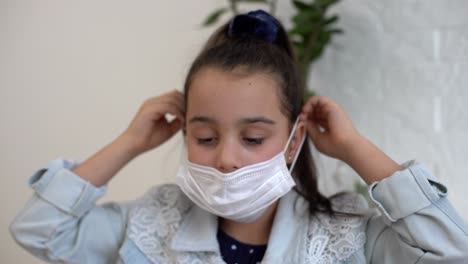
[
  {"left": 170, "top": 203, "right": 220, "bottom": 252},
  {"left": 263, "top": 190, "right": 305, "bottom": 261},
  {"left": 170, "top": 190, "right": 305, "bottom": 257}
]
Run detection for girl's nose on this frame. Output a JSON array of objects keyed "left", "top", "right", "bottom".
[{"left": 216, "top": 139, "right": 240, "bottom": 173}]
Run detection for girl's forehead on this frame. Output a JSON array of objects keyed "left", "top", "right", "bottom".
[{"left": 186, "top": 67, "right": 285, "bottom": 120}]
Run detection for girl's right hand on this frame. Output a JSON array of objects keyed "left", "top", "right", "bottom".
[
  {"left": 300, "top": 95, "right": 360, "bottom": 161},
  {"left": 120, "top": 90, "right": 185, "bottom": 156}
]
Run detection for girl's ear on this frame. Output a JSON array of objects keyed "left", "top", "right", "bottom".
[{"left": 286, "top": 120, "right": 306, "bottom": 164}]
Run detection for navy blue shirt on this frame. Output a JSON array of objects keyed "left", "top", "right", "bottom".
[{"left": 217, "top": 228, "right": 267, "bottom": 264}]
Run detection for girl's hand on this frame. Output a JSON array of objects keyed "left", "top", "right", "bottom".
[
  {"left": 120, "top": 90, "right": 185, "bottom": 156},
  {"left": 300, "top": 95, "right": 362, "bottom": 162},
  {"left": 301, "top": 95, "right": 403, "bottom": 184}
]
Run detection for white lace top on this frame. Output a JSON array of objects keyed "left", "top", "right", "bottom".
[{"left": 125, "top": 184, "right": 369, "bottom": 263}]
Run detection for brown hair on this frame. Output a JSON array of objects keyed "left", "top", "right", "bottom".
[{"left": 183, "top": 12, "right": 333, "bottom": 216}]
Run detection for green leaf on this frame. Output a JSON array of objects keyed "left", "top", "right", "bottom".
[
  {"left": 202, "top": 7, "right": 229, "bottom": 27},
  {"left": 310, "top": 46, "right": 325, "bottom": 61},
  {"left": 319, "top": 0, "right": 341, "bottom": 8},
  {"left": 318, "top": 31, "right": 331, "bottom": 43},
  {"left": 292, "top": 10, "right": 322, "bottom": 25},
  {"left": 322, "top": 15, "right": 339, "bottom": 25},
  {"left": 293, "top": 40, "right": 305, "bottom": 57},
  {"left": 237, "top": 0, "right": 268, "bottom": 2},
  {"left": 327, "top": 28, "right": 344, "bottom": 34},
  {"left": 289, "top": 25, "right": 313, "bottom": 36},
  {"left": 292, "top": 0, "right": 312, "bottom": 10}
]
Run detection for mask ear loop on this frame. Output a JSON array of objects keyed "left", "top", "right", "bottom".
[{"left": 284, "top": 117, "right": 307, "bottom": 173}]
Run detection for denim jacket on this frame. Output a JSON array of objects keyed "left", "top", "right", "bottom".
[{"left": 10, "top": 159, "right": 468, "bottom": 263}]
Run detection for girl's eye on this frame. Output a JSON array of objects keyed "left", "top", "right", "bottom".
[
  {"left": 197, "top": 137, "right": 216, "bottom": 145},
  {"left": 243, "top": 138, "right": 264, "bottom": 145}
]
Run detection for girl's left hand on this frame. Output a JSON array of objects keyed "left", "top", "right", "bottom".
[{"left": 300, "top": 96, "right": 362, "bottom": 162}]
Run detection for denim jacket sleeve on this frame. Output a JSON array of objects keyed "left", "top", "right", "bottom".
[
  {"left": 9, "top": 159, "right": 133, "bottom": 264},
  {"left": 365, "top": 161, "right": 468, "bottom": 263}
]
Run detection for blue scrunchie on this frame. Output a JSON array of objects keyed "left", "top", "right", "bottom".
[{"left": 228, "top": 10, "right": 279, "bottom": 43}]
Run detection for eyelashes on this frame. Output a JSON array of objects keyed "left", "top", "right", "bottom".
[
  {"left": 243, "top": 137, "right": 264, "bottom": 145},
  {"left": 196, "top": 137, "right": 265, "bottom": 146},
  {"left": 197, "top": 138, "right": 215, "bottom": 145}
]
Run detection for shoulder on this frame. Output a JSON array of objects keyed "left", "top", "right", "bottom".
[
  {"left": 304, "top": 192, "right": 370, "bottom": 262},
  {"left": 126, "top": 183, "right": 193, "bottom": 239},
  {"left": 140, "top": 183, "right": 192, "bottom": 209},
  {"left": 130, "top": 183, "right": 193, "bottom": 219},
  {"left": 329, "top": 191, "right": 370, "bottom": 215},
  {"left": 120, "top": 184, "right": 197, "bottom": 263},
  {"left": 317, "top": 192, "right": 371, "bottom": 238}
]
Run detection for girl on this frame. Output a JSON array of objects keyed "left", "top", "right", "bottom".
[{"left": 10, "top": 10, "right": 468, "bottom": 264}]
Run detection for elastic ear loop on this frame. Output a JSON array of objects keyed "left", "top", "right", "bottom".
[{"left": 284, "top": 116, "right": 306, "bottom": 173}]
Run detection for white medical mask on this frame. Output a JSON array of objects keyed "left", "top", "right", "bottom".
[{"left": 176, "top": 117, "right": 306, "bottom": 223}]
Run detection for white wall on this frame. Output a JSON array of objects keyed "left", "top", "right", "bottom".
[
  {"left": 1, "top": 0, "right": 467, "bottom": 263},
  {"left": 308, "top": 0, "right": 468, "bottom": 221}
]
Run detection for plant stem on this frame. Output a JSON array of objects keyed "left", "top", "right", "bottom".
[
  {"left": 300, "top": 31, "right": 318, "bottom": 82},
  {"left": 270, "top": 0, "right": 278, "bottom": 15},
  {"left": 229, "top": 0, "right": 239, "bottom": 15}
]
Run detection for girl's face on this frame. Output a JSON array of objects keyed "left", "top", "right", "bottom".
[{"left": 185, "top": 67, "right": 294, "bottom": 172}]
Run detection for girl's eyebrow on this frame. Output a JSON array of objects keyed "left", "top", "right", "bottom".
[
  {"left": 188, "top": 116, "right": 276, "bottom": 125},
  {"left": 189, "top": 116, "right": 215, "bottom": 124},
  {"left": 239, "top": 117, "right": 276, "bottom": 125}
]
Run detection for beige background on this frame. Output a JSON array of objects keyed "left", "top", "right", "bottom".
[
  {"left": 1, "top": 1, "right": 221, "bottom": 262},
  {"left": 2, "top": 1, "right": 467, "bottom": 263}
]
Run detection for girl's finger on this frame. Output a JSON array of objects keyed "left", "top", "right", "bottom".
[
  {"left": 302, "top": 95, "right": 321, "bottom": 113},
  {"left": 167, "top": 118, "right": 183, "bottom": 135},
  {"left": 306, "top": 118, "right": 323, "bottom": 145},
  {"left": 145, "top": 90, "right": 183, "bottom": 105},
  {"left": 148, "top": 103, "right": 185, "bottom": 122},
  {"left": 146, "top": 91, "right": 185, "bottom": 115},
  {"left": 159, "top": 97, "right": 185, "bottom": 117}
]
